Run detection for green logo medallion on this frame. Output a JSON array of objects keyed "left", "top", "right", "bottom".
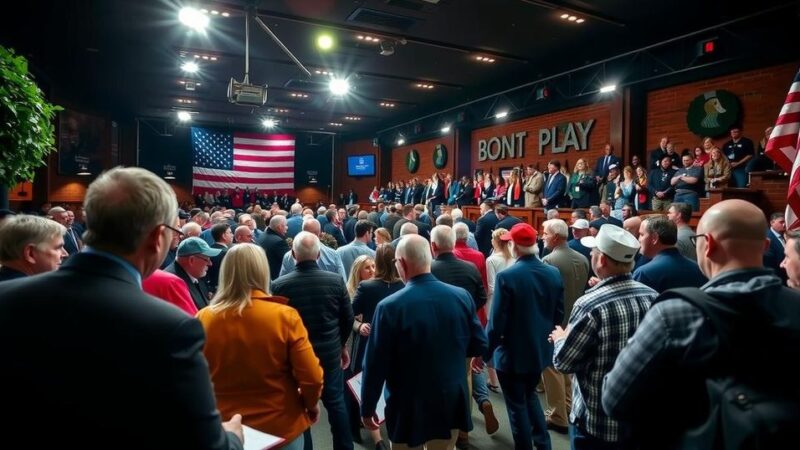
[
  {"left": 686, "top": 90, "right": 740, "bottom": 137},
  {"left": 406, "top": 149, "right": 419, "bottom": 173},
  {"left": 433, "top": 144, "right": 447, "bottom": 169}
]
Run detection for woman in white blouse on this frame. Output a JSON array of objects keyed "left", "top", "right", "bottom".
[{"left": 484, "top": 227, "right": 515, "bottom": 391}]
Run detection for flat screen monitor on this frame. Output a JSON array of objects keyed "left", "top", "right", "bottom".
[{"left": 347, "top": 154, "right": 375, "bottom": 176}]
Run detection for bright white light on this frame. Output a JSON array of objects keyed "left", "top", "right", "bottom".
[
  {"left": 317, "top": 35, "right": 334, "bottom": 50},
  {"left": 262, "top": 118, "right": 277, "bottom": 128},
  {"left": 397, "top": 138, "right": 405, "bottom": 146},
  {"left": 576, "top": 18, "right": 585, "bottom": 24},
  {"left": 495, "top": 111, "right": 509, "bottom": 119},
  {"left": 441, "top": 126, "right": 451, "bottom": 133},
  {"left": 560, "top": 13, "right": 569, "bottom": 19},
  {"left": 181, "top": 61, "right": 199, "bottom": 73},
  {"left": 329, "top": 78, "right": 351, "bottom": 96},
  {"left": 177, "top": 111, "right": 191, "bottom": 122},
  {"left": 178, "top": 7, "right": 209, "bottom": 32},
  {"left": 568, "top": 15, "right": 577, "bottom": 21},
  {"left": 600, "top": 84, "right": 617, "bottom": 93}
]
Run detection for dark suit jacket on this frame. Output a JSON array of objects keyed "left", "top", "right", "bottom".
[
  {"left": 383, "top": 214, "right": 403, "bottom": 239},
  {"left": 343, "top": 217, "right": 357, "bottom": 243},
  {"left": 632, "top": 248, "right": 707, "bottom": 293},
  {"left": 360, "top": 273, "right": 488, "bottom": 447},
  {"left": 323, "top": 222, "right": 348, "bottom": 247},
  {"left": 495, "top": 215, "right": 522, "bottom": 232},
  {"left": 0, "top": 252, "right": 242, "bottom": 450},
  {"left": 594, "top": 154, "right": 621, "bottom": 179},
  {"left": 165, "top": 261, "right": 210, "bottom": 311},
  {"left": 456, "top": 217, "right": 476, "bottom": 233},
  {"left": 543, "top": 172, "right": 568, "bottom": 209},
  {"left": 206, "top": 243, "right": 228, "bottom": 293},
  {"left": 431, "top": 253, "right": 487, "bottom": 310},
  {"left": 350, "top": 279, "right": 405, "bottom": 373},
  {"left": 392, "top": 218, "right": 431, "bottom": 242},
  {"left": 764, "top": 230, "right": 788, "bottom": 282},
  {"left": 486, "top": 255, "right": 564, "bottom": 375},
  {"left": 475, "top": 211, "right": 499, "bottom": 258},
  {"left": 257, "top": 228, "right": 290, "bottom": 281},
  {"left": 0, "top": 266, "right": 26, "bottom": 283},
  {"left": 63, "top": 228, "right": 82, "bottom": 256},
  {"left": 347, "top": 192, "right": 358, "bottom": 204}
]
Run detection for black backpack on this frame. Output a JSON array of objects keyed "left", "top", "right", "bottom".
[{"left": 656, "top": 287, "right": 800, "bottom": 450}]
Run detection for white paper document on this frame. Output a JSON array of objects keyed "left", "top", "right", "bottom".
[
  {"left": 242, "top": 424, "right": 284, "bottom": 450},
  {"left": 346, "top": 372, "right": 387, "bottom": 424}
]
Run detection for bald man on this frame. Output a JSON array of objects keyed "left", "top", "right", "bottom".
[{"left": 602, "top": 200, "right": 800, "bottom": 448}]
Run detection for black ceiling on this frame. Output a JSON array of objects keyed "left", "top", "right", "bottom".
[{"left": 0, "top": 0, "right": 794, "bottom": 136}]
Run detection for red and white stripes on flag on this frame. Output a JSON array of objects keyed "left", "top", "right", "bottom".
[
  {"left": 765, "top": 68, "right": 800, "bottom": 229},
  {"left": 191, "top": 128, "right": 295, "bottom": 194}
]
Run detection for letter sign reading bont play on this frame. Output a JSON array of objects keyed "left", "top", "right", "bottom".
[{"left": 477, "top": 132, "right": 527, "bottom": 161}]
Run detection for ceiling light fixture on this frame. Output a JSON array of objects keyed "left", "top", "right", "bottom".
[
  {"left": 576, "top": 18, "right": 585, "bottom": 23},
  {"left": 344, "top": 116, "right": 361, "bottom": 121},
  {"left": 599, "top": 84, "right": 617, "bottom": 93},
  {"left": 317, "top": 34, "right": 334, "bottom": 51},
  {"left": 441, "top": 125, "right": 451, "bottom": 133},
  {"left": 177, "top": 111, "right": 192, "bottom": 122},
  {"left": 474, "top": 55, "right": 496, "bottom": 63},
  {"left": 262, "top": 118, "right": 277, "bottom": 128},
  {"left": 330, "top": 122, "right": 343, "bottom": 127},
  {"left": 397, "top": 138, "right": 405, "bottom": 146},
  {"left": 415, "top": 83, "right": 435, "bottom": 89},
  {"left": 178, "top": 7, "right": 209, "bottom": 32},
  {"left": 181, "top": 61, "right": 199, "bottom": 73},
  {"left": 329, "top": 78, "right": 351, "bottom": 96},
  {"left": 379, "top": 102, "right": 396, "bottom": 108},
  {"left": 76, "top": 164, "right": 91, "bottom": 176},
  {"left": 560, "top": 13, "right": 569, "bottom": 19},
  {"left": 495, "top": 111, "right": 509, "bottom": 119}
]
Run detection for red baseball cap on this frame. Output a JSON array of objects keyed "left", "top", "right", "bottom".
[{"left": 500, "top": 222, "right": 538, "bottom": 246}]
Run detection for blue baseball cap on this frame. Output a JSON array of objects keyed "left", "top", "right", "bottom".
[{"left": 177, "top": 237, "right": 222, "bottom": 257}]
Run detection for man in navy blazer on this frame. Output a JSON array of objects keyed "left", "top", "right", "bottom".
[
  {"left": 0, "top": 167, "right": 243, "bottom": 450},
  {"left": 478, "top": 223, "right": 564, "bottom": 450},
  {"left": 632, "top": 216, "right": 706, "bottom": 293},
  {"left": 594, "top": 143, "right": 621, "bottom": 184},
  {"left": 542, "top": 160, "right": 568, "bottom": 211},
  {"left": 764, "top": 212, "right": 788, "bottom": 282},
  {"left": 475, "top": 201, "right": 500, "bottom": 258},
  {"left": 361, "top": 234, "right": 488, "bottom": 449}
]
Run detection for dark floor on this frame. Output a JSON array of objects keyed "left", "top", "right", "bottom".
[{"left": 308, "top": 389, "right": 570, "bottom": 449}]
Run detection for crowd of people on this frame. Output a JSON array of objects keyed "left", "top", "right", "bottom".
[
  {"left": 360, "top": 126, "right": 776, "bottom": 217},
  {"left": 0, "top": 157, "right": 798, "bottom": 450}
]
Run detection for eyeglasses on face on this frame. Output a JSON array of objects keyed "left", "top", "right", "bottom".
[
  {"left": 689, "top": 234, "right": 708, "bottom": 246},
  {"left": 163, "top": 223, "right": 185, "bottom": 238}
]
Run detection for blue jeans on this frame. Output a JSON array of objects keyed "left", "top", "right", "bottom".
[
  {"left": 732, "top": 166, "right": 748, "bottom": 187},
  {"left": 569, "top": 424, "right": 633, "bottom": 450},
  {"left": 283, "top": 432, "right": 305, "bottom": 450},
  {"left": 497, "top": 370, "right": 551, "bottom": 450},
  {"left": 304, "top": 364, "right": 353, "bottom": 450},
  {"left": 472, "top": 367, "right": 490, "bottom": 405},
  {"left": 673, "top": 191, "right": 699, "bottom": 212}
]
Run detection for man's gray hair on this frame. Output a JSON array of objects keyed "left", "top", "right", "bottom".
[
  {"left": 82, "top": 167, "right": 177, "bottom": 253},
  {"left": 589, "top": 205, "right": 602, "bottom": 219},
  {"left": 511, "top": 242, "right": 539, "bottom": 257},
  {"left": 546, "top": 209, "right": 560, "bottom": 220},
  {"left": 269, "top": 215, "right": 286, "bottom": 231},
  {"left": 181, "top": 222, "right": 202, "bottom": 237},
  {"left": 400, "top": 222, "right": 418, "bottom": 236},
  {"left": 293, "top": 231, "right": 320, "bottom": 262},
  {"left": 302, "top": 217, "right": 321, "bottom": 235},
  {"left": 290, "top": 203, "right": 303, "bottom": 215},
  {"left": 396, "top": 234, "right": 432, "bottom": 270},
  {"left": 543, "top": 219, "right": 568, "bottom": 239},
  {"left": 0, "top": 215, "right": 66, "bottom": 262},
  {"left": 451, "top": 208, "right": 464, "bottom": 220},
  {"left": 317, "top": 206, "right": 327, "bottom": 215},
  {"left": 453, "top": 222, "right": 469, "bottom": 241},
  {"left": 431, "top": 225, "right": 455, "bottom": 251}
]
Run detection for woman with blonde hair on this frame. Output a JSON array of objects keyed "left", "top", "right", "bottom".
[
  {"left": 705, "top": 147, "right": 732, "bottom": 191},
  {"left": 349, "top": 246, "right": 402, "bottom": 449},
  {"left": 374, "top": 227, "right": 392, "bottom": 246},
  {"left": 506, "top": 169, "right": 524, "bottom": 207},
  {"left": 614, "top": 166, "right": 636, "bottom": 212},
  {"left": 485, "top": 228, "right": 515, "bottom": 392},
  {"left": 197, "top": 243, "right": 323, "bottom": 449},
  {"left": 568, "top": 158, "right": 595, "bottom": 208},
  {"left": 346, "top": 255, "right": 375, "bottom": 299}
]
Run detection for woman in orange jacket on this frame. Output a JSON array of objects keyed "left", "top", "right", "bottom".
[{"left": 197, "top": 243, "right": 324, "bottom": 449}]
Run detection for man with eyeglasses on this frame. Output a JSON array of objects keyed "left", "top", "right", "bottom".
[
  {"left": 603, "top": 199, "right": 800, "bottom": 448},
  {"left": 165, "top": 236, "right": 222, "bottom": 311}
]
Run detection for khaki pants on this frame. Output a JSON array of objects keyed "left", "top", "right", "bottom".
[
  {"left": 391, "top": 429, "right": 459, "bottom": 450},
  {"left": 542, "top": 366, "right": 572, "bottom": 427},
  {"left": 651, "top": 198, "right": 672, "bottom": 212}
]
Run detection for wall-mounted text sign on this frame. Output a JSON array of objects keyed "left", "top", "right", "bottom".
[{"left": 476, "top": 119, "right": 595, "bottom": 161}]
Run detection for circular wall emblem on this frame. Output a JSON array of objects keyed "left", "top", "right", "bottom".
[
  {"left": 406, "top": 149, "right": 419, "bottom": 173},
  {"left": 433, "top": 143, "right": 448, "bottom": 169},
  {"left": 686, "top": 90, "right": 741, "bottom": 137}
]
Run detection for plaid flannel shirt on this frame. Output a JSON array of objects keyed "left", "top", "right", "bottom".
[{"left": 553, "top": 274, "right": 656, "bottom": 442}]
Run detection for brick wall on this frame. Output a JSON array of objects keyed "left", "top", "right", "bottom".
[
  {"left": 390, "top": 134, "right": 455, "bottom": 181},
  {"left": 337, "top": 139, "right": 381, "bottom": 201},
  {"left": 471, "top": 102, "right": 612, "bottom": 176},
  {"left": 646, "top": 62, "right": 798, "bottom": 153}
]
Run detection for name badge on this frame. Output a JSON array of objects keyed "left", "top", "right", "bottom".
[{"left": 575, "top": 186, "right": 580, "bottom": 193}]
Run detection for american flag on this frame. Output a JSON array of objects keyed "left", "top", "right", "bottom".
[
  {"left": 191, "top": 127, "right": 295, "bottom": 194},
  {"left": 765, "top": 68, "right": 800, "bottom": 229}
]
